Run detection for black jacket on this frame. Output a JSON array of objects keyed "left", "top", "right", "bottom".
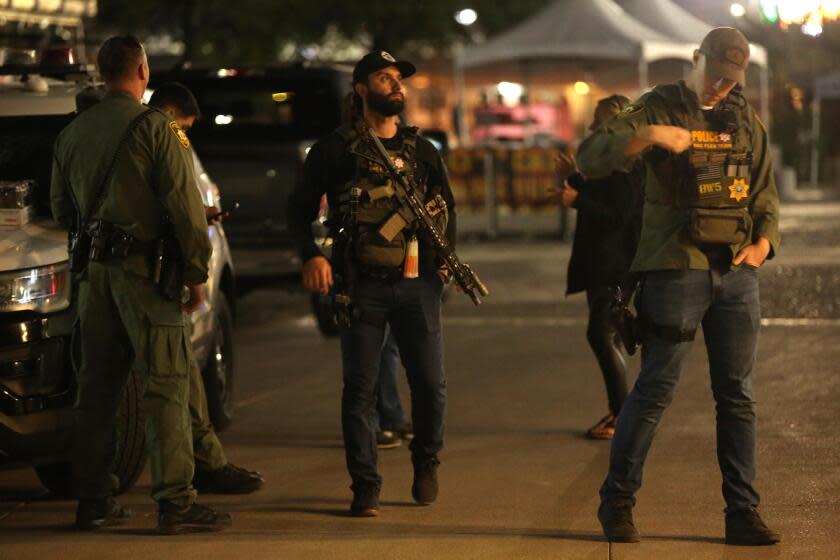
[
  {"left": 287, "top": 125, "right": 456, "bottom": 276},
  {"left": 565, "top": 166, "right": 644, "bottom": 295}
]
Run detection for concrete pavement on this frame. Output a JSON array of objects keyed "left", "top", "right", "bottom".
[{"left": 1, "top": 200, "right": 839, "bottom": 559}]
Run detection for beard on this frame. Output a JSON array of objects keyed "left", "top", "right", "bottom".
[{"left": 366, "top": 90, "right": 404, "bottom": 116}]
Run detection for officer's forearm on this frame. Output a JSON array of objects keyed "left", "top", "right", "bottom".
[{"left": 577, "top": 130, "right": 637, "bottom": 179}]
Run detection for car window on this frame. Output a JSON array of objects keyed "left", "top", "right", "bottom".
[{"left": 177, "top": 76, "right": 344, "bottom": 142}]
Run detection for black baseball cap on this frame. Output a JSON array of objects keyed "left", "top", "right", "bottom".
[
  {"left": 352, "top": 51, "right": 416, "bottom": 84},
  {"left": 699, "top": 27, "right": 750, "bottom": 86}
]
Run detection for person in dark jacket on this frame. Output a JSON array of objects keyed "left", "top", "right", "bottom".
[{"left": 556, "top": 94, "right": 644, "bottom": 439}]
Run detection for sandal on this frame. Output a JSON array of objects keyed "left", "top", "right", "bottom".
[{"left": 586, "top": 414, "right": 617, "bottom": 440}]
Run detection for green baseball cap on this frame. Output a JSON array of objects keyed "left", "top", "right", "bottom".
[{"left": 699, "top": 27, "right": 750, "bottom": 86}]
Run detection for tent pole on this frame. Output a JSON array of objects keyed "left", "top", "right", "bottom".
[
  {"left": 810, "top": 96, "right": 821, "bottom": 188},
  {"left": 759, "top": 64, "right": 770, "bottom": 129},
  {"left": 453, "top": 43, "right": 469, "bottom": 148},
  {"left": 637, "top": 56, "right": 648, "bottom": 94}
]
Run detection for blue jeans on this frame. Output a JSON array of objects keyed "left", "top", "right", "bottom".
[
  {"left": 340, "top": 273, "right": 446, "bottom": 489},
  {"left": 373, "top": 327, "right": 407, "bottom": 432},
  {"left": 600, "top": 267, "right": 762, "bottom": 512}
]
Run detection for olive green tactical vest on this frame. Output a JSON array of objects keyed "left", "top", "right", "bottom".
[
  {"left": 334, "top": 125, "right": 418, "bottom": 268},
  {"left": 652, "top": 86, "right": 754, "bottom": 246}
]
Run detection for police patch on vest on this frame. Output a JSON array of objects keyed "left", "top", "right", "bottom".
[
  {"left": 618, "top": 103, "right": 644, "bottom": 118},
  {"left": 169, "top": 121, "right": 191, "bottom": 149},
  {"left": 691, "top": 130, "right": 733, "bottom": 150},
  {"left": 728, "top": 178, "right": 749, "bottom": 202}
]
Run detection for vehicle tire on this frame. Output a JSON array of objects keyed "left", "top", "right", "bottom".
[
  {"left": 311, "top": 293, "right": 340, "bottom": 338},
  {"left": 35, "top": 370, "right": 146, "bottom": 497},
  {"left": 202, "top": 292, "right": 235, "bottom": 432}
]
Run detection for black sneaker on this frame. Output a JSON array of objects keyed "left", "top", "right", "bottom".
[
  {"left": 376, "top": 430, "right": 402, "bottom": 449},
  {"left": 725, "top": 508, "right": 780, "bottom": 546},
  {"left": 193, "top": 463, "right": 264, "bottom": 494},
  {"left": 75, "top": 496, "right": 132, "bottom": 531},
  {"left": 411, "top": 457, "right": 440, "bottom": 506},
  {"left": 350, "top": 484, "right": 380, "bottom": 517},
  {"left": 157, "top": 501, "right": 232, "bottom": 535},
  {"left": 598, "top": 498, "right": 640, "bottom": 543}
]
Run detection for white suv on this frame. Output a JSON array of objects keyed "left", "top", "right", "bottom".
[{"left": 0, "top": 58, "right": 238, "bottom": 496}]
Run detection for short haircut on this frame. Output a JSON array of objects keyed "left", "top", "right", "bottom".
[
  {"left": 97, "top": 35, "right": 144, "bottom": 83},
  {"left": 148, "top": 82, "right": 201, "bottom": 119},
  {"left": 596, "top": 94, "right": 631, "bottom": 113}
]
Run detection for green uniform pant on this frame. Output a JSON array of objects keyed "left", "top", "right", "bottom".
[
  {"left": 187, "top": 340, "right": 227, "bottom": 471},
  {"left": 73, "top": 262, "right": 196, "bottom": 505}
]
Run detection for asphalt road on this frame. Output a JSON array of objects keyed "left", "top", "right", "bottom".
[{"left": 1, "top": 200, "right": 838, "bottom": 559}]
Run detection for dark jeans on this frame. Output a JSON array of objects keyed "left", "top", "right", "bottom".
[
  {"left": 585, "top": 284, "right": 632, "bottom": 416},
  {"left": 600, "top": 267, "right": 762, "bottom": 513},
  {"left": 340, "top": 272, "right": 446, "bottom": 489},
  {"left": 374, "top": 327, "right": 407, "bottom": 431}
]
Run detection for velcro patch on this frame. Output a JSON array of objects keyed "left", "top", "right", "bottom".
[{"left": 169, "top": 121, "right": 191, "bottom": 149}]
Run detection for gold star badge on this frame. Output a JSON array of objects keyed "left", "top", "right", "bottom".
[
  {"left": 169, "top": 121, "right": 191, "bottom": 149},
  {"left": 729, "top": 178, "right": 749, "bottom": 202}
]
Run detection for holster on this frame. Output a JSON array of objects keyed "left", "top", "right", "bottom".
[
  {"left": 150, "top": 236, "right": 184, "bottom": 301},
  {"left": 67, "top": 230, "right": 91, "bottom": 274},
  {"left": 609, "top": 284, "right": 640, "bottom": 356}
]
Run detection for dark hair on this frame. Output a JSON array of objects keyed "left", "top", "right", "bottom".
[
  {"left": 596, "top": 94, "right": 631, "bottom": 113},
  {"left": 341, "top": 91, "right": 364, "bottom": 126},
  {"left": 96, "top": 35, "right": 144, "bottom": 83},
  {"left": 148, "top": 81, "right": 201, "bottom": 119}
]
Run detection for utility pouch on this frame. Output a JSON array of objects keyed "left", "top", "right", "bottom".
[
  {"left": 67, "top": 230, "right": 91, "bottom": 274},
  {"left": 150, "top": 236, "right": 184, "bottom": 301},
  {"left": 687, "top": 207, "right": 749, "bottom": 245},
  {"left": 354, "top": 230, "right": 407, "bottom": 268}
]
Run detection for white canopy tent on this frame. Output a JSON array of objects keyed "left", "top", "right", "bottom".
[
  {"left": 455, "top": 0, "right": 770, "bottom": 142},
  {"left": 461, "top": 0, "right": 697, "bottom": 92}
]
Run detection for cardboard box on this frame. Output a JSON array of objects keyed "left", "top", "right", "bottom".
[{"left": 0, "top": 206, "right": 33, "bottom": 228}]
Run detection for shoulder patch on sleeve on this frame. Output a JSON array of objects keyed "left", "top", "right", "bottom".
[
  {"left": 618, "top": 103, "right": 645, "bottom": 119},
  {"left": 169, "top": 121, "right": 191, "bottom": 149}
]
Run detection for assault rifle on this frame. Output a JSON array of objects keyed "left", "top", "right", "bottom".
[{"left": 363, "top": 127, "right": 489, "bottom": 305}]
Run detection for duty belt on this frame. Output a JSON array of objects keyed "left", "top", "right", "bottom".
[
  {"left": 87, "top": 220, "right": 156, "bottom": 262},
  {"left": 357, "top": 263, "right": 404, "bottom": 282}
]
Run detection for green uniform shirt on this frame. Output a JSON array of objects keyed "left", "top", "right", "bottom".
[
  {"left": 51, "top": 90, "right": 211, "bottom": 284},
  {"left": 577, "top": 81, "right": 780, "bottom": 272}
]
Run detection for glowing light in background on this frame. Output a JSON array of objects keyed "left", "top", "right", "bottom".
[
  {"left": 730, "top": 2, "right": 747, "bottom": 17},
  {"left": 454, "top": 8, "right": 478, "bottom": 26},
  {"left": 760, "top": 0, "right": 840, "bottom": 34},
  {"left": 573, "top": 81, "right": 591, "bottom": 96},
  {"left": 496, "top": 81, "right": 524, "bottom": 106}
]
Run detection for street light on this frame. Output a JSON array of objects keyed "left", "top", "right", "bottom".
[{"left": 455, "top": 8, "right": 478, "bottom": 26}]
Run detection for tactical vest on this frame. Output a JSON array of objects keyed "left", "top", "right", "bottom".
[
  {"left": 652, "top": 86, "right": 754, "bottom": 246},
  {"left": 336, "top": 124, "right": 448, "bottom": 269}
]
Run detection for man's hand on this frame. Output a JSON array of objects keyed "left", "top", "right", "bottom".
[
  {"left": 556, "top": 183, "right": 579, "bottom": 208},
  {"left": 733, "top": 237, "right": 771, "bottom": 268},
  {"left": 554, "top": 151, "right": 579, "bottom": 183},
  {"left": 302, "top": 256, "right": 333, "bottom": 294},
  {"left": 182, "top": 283, "right": 206, "bottom": 314},
  {"left": 630, "top": 125, "right": 692, "bottom": 155}
]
